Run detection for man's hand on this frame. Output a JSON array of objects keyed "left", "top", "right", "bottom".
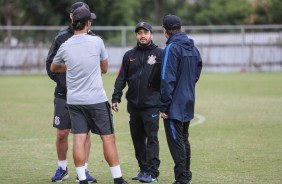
[
  {"left": 160, "top": 112, "right": 168, "bottom": 119},
  {"left": 112, "top": 102, "right": 119, "bottom": 112}
]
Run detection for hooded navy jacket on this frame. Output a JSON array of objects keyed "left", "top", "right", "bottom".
[{"left": 160, "top": 32, "right": 202, "bottom": 122}]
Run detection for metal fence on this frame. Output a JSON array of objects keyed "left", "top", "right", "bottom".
[{"left": 0, "top": 25, "right": 282, "bottom": 74}]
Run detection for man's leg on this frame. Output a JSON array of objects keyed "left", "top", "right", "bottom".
[
  {"left": 128, "top": 114, "right": 147, "bottom": 170},
  {"left": 73, "top": 133, "right": 88, "bottom": 181},
  {"left": 164, "top": 119, "right": 188, "bottom": 184},
  {"left": 143, "top": 108, "right": 160, "bottom": 178},
  {"left": 101, "top": 134, "right": 128, "bottom": 184},
  {"left": 88, "top": 102, "right": 127, "bottom": 184},
  {"left": 101, "top": 134, "right": 119, "bottom": 166},
  {"left": 127, "top": 103, "right": 147, "bottom": 175},
  {"left": 183, "top": 122, "right": 192, "bottom": 182},
  {"left": 56, "top": 129, "right": 70, "bottom": 163},
  {"left": 84, "top": 134, "right": 91, "bottom": 165},
  {"left": 51, "top": 98, "right": 70, "bottom": 182},
  {"left": 83, "top": 133, "right": 97, "bottom": 183}
]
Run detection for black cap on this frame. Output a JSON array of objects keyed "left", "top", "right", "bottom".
[
  {"left": 72, "top": 6, "right": 96, "bottom": 22},
  {"left": 162, "top": 15, "right": 181, "bottom": 30},
  {"left": 70, "top": 2, "right": 96, "bottom": 19},
  {"left": 135, "top": 22, "right": 152, "bottom": 32}
]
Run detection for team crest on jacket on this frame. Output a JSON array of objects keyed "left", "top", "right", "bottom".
[{"left": 147, "top": 55, "right": 157, "bottom": 65}]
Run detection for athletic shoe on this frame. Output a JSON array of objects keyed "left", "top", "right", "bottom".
[
  {"left": 132, "top": 171, "right": 145, "bottom": 180},
  {"left": 76, "top": 170, "right": 97, "bottom": 183},
  {"left": 139, "top": 172, "right": 158, "bottom": 183},
  {"left": 51, "top": 167, "right": 69, "bottom": 182},
  {"left": 114, "top": 177, "right": 129, "bottom": 184},
  {"left": 187, "top": 170, "right": 192, "bottom": 184},
  {"left": 172, "top": 181, "right": 191, "bottom": 184},
  {"left": 79, "top": 179, "right": 88, "bottom": 184}
]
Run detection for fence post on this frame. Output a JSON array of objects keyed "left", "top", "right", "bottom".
[
  {"left": 241, "top": 26, "right": 248, "bottom": 71},
  {"left": 121, "top": 29, "right": 126, "bottom": 47}
]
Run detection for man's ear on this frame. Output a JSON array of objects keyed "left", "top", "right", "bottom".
[
  {"left": 87, "top": 20, "right": 92, "bottom": 27},
  {"left": 69, "top": 13, "right": 73, "bottom": 22}
]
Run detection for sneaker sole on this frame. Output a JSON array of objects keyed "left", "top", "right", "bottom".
[
  {"left": 51, "top": 174, "right": 69, "bottom": 182},
  {"left": 139, "top": 179, "right": 158, "bottom": 183},
  {"left": 76, "top": 179, "right": 97, "bottom": 183}
]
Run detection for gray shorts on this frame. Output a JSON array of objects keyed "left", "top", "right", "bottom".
[
  {"left": 53, "top": 97, "right": 71, "bottom": 129},
  {"left": 68, "top": 101, "right": 114, "bottom": 135}
]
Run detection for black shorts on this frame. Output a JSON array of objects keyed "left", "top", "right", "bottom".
[
  {"left": 68, "top": 101, "right": 114, "bottom": 135},
  {"left": 53, "top": 97, "right": 71, "bottom": 129}
]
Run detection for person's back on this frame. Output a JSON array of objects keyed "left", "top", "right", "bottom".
[
  {"left": 45, "top": 2, "right": 96, "bottom": 183},
  {"left": 160, "top": 14, "right": 202, "bottom": 184},
  {"left": 51, "top": 6, "right": 128, "bottom": 184},
  {"left": 56, "top": 34, "right": 107, "bottom": 105},
  {"left": 161, "top": 31, "right": 202, "bottom": 122}
]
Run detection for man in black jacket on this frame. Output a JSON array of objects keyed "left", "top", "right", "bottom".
[
  {"left": 46, "top": 2, "right": 96, "bottom": 183},
  {"left": 112, "top": 22, "right": 163, "bottom": 183}
]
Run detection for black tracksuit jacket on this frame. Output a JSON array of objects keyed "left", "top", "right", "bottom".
[{"left": 112, "top": 42, "right": 163, "bottom": 109}]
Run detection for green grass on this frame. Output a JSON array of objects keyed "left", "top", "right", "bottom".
[{"left": 0, "top": 73, "right": 281, "bottom": 184}]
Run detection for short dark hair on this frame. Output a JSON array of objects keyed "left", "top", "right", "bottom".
[
  {"left": 71, "top": 6, "right": 94, "bottom": 31},
  {"left": 72, "top": 21, "right": 88, "bottom": 31}
]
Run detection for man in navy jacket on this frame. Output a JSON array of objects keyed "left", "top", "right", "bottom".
[{"left": 160, "top": 15, "right": 202, "bottom": 184}]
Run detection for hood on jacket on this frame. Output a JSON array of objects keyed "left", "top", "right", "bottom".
[{"left": 166, "top": 32, "right": 194, "bottom": 50}]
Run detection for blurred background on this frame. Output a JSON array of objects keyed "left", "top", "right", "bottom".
[{"left": 0, "top": 0, "right": 282, "bottom": 74}]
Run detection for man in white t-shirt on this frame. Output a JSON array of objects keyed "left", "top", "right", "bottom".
[{"left": 50, "top": 6, "right": 128, "bottom": 184}]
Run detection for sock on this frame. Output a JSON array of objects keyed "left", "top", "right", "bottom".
[
  {"left": 110, "top": 165, "right": 122, "bottom": 178},
  {"left": 85, "top": 163, "right": 88, "bottom": 170},
  {"left": 76, "top": 166, "right": 86, "bottom": 181},
  {"left": 58, "top": 160, "right": 67, "bottom": 170}
]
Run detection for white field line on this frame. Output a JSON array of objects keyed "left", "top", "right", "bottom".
[
  {"left": 190, "top": 114, "right": 206, "bottom": 127},
  {"left": 0, "top": 114, "right": 206, "bottom": 143}
]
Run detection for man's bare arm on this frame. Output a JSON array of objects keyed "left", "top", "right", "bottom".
[
  {"left": 50, "top": 63, "right": 67, "bottom": 73},
  {"left": 100, "top": 59, "right": 108, "bottom": 74}
]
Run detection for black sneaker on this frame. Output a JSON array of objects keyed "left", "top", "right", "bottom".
[
  {"left": 114, "top": 177, "right": 129, "bottom": 184},
  {"left": 172, "top": 181, "right": 191, "bottom": 184},
  {"left": 51, "top": 167, "right": 69, "bottom": 182},
  {"left": 132, "top": 171, "right": 145, "bottom": 180},
  {"left": 79, "top": 179, "right": 88, "bottom": 184},
  {"left": 187, "top": 170, "right": 192, "bottom": 184},
  {"left": 139, "top": 172, "right": 158, "bottom": 183}
]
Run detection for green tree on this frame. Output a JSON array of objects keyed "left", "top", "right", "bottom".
[
  {"left": 252, "top": 0, "right": 282, "bottom": 24},
  {"left": 190, "top": 0, "right": 252, "bottom": 25}
]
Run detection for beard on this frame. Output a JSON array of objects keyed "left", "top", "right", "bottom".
[{"left": 138, "top": 39, "right": 151, "bottom": 47}]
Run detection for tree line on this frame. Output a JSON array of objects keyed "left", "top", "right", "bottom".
[{"left": 0, "top": 0, "right": 281, "bottom": 27}]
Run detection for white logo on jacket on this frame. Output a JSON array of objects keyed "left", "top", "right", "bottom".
[{"left": 147, "top": 55, "right": 157, "bottom": 65}]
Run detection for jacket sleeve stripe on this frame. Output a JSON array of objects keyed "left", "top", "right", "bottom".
[{"left": 161, "top": 43, "right": 172, "bottom": 80}]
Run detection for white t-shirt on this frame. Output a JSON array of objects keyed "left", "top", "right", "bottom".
[{"left": 53, "top": 33, "right": 108, "bottom": 105}]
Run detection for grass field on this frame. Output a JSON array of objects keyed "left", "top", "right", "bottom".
[{"left": 0, "top": 73, "right": 281, "bottom": 184}]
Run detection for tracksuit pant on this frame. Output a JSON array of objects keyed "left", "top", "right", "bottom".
[
  {"left": 127, "top": 103, "right": 160, "bottom": 178},
  {"left": 163, "top": 119, "right": 192, "bottom": 184}
]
